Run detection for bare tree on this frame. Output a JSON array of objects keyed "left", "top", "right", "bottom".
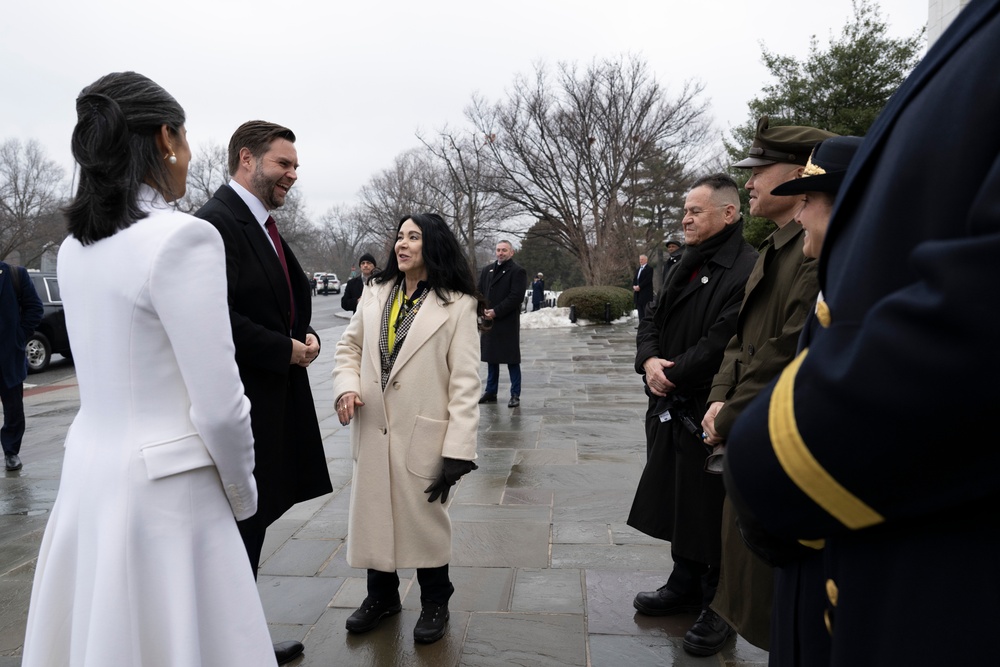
[
  {"left": 309, "top": 205, "right": 383, "bottom": 275},
  {"left": 177, "top": 142, "right": 229, "bottom": 213},
  {"left": 467, "top": 56, "right": 711, "bottom": 285},
  {"left": 0, "top": 139, "right": 67, "bottom": 263},
  {"left": 417, "top": 128, "right": 518, "bottom": 271},
  {"left": 355, "top": 149, "right": 449, "bottom": 256}
]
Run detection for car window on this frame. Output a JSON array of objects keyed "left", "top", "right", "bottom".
[{"left": 45, "top": 277, "right": 61, "bottom": 303}]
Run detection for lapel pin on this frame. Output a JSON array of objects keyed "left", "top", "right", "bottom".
[{"left": 701, "top": 276, "right": 709, "bottom": 284}]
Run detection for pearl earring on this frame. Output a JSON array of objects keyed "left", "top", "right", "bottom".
[{"left": 167, "top": 153, "right": 177, "bottom": 165}]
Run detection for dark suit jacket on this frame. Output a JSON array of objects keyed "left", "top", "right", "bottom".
[
  {"left": 196, "top": 185, "right": 332, "bottom": 527},
  {"left": 341, "top": 275, "right": 364, "bottom": 312},
  {"left": 725, "top": 2, "right": 1000, "bottom": 664},
  {"left": 477, "top": 259, "right": 527, "bottom": 364},
  {"left": 632, "top": 262, "right": 653, "bottom": 310},
  {"left": 0, "top": 263, "right": 43, "bottom": 388}
]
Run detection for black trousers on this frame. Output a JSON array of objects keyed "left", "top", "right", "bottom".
[
  {"left": 0, "top": 382, "right": 25, "bottom": 456},
  {"left": 368, "top": 565, "right": 454, "bottom": 606},
  {"left": 237, "top": 513, "right": 267, "bottom": 579},
  {"left": 666, "top": 550, "right": 720, "bottom": 610}
]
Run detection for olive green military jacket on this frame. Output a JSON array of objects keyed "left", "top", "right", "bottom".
[
  {"left": 707, "top": 220, "right": 819, "bottom": 648},
  {"left": 708, "top": 221, "right": 819, "bottom": 438}
]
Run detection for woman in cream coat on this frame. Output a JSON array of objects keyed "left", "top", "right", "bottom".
[
  {"left": 22, "top": 72, "right": 276, "bottom": 666},
  {"left": 333, "top": 213, "right": 481, "bottom": 645}
]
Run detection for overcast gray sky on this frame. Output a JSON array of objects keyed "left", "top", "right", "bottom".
[{"left": 2, "top": 0, "right": 925, "bottom": 218}]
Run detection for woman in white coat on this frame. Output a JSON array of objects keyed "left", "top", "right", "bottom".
[
  {"left": 333, "top": 213, "right": 482, "bottom": 644},
  {"left": 21, "top": 72, "right": 276, "bottom": 666}
]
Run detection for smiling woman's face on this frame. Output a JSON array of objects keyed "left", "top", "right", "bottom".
[
  {"left": 795, "top": 192, "right": 835, "bottom": 258},
  {"left": 396, "top": 218, "right": 426, "bottom": 279}
]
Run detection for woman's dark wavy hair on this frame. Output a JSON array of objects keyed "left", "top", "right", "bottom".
[
  {"left": 64, "top": 71, "right": 186, "bottom": 245},
  {"left": 372, "top": 213, "right": 485, "bottom": 319}
]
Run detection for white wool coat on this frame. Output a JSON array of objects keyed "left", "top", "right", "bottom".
[
  {"left": 333, "top": 281, "right": 480, "bottom": 571},
  {"left": 22, "top": 189, "right": 275, "bottom": 667}
]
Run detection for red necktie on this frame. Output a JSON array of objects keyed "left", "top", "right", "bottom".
[{"left": 265, "top": 216, "right": 295, "bottom": 326}]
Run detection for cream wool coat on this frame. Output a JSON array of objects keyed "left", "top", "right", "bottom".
[
  {"left": 22, "top": 189, "right": 276, "bottom": 667},
  {"left": 333, "top": 281, "right": 480, "bottom": 572}
]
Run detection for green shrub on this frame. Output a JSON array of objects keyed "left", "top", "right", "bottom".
[{"left": 557, "top": 286, "right": 634, "bottom": 322}]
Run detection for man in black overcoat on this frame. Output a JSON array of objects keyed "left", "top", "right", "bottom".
[
  {"left": 341, "top": 252, "right": 376, "bottom": 313},
  {"left": 628, "top": 174, "right": 756, "bottom": 657},
  {"left": 724, "top": 1, "right": 1000, "bottom": 665},
  {"left": 196, "top": 121, "right": 332, "bottom": 665},
  {"left": 0, "top": 262, "right": 43, "bottom": 472},
  {"left": 477, "top": 239, "right": 527, "bottom": 408},
  {"left": 632, "top": 254, "right": 654, "bottom": 320}
]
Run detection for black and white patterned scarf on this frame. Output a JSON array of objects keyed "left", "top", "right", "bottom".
[{"left": 378, "top": 280, "right": 430, "bottom": 390}]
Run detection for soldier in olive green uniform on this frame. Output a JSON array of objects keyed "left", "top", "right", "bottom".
[{"left": 701, "top": 117, "right": 835, "bottom": 650}]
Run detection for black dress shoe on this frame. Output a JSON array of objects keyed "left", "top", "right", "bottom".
[
  {"left": 507, "top": 395, "right": 520, "bottom": 408},
  {"left": 683, "top": 609, "right": 734, "bottom": 656},
  {"left": 633, "top": 584, "right": 701, "bottom": 616},
  {"left": 345, "top": 596, "right": 402, "bottom": 633},
  {"left": 413, "top": 602, "right": 449, "bottom": 644},
  {"left": 5, "top": 454, "right": 22, "bottom": 471},
  {"left": 274, "top": 640, "right": 304, "bottom": 665},
  {"left": 478, "top": 393, "right": 497, "bottom": 404}
]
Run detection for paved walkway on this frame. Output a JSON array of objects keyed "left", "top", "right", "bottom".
[{"left": 0, "top": 321, "right": 768, "bottom": 666}]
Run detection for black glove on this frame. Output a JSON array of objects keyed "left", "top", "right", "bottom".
[{"left": 424, "top": 458, "right": 479, "bottom": 503}]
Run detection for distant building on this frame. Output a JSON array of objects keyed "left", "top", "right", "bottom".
[{"left": 928, "top": 0, "right": 972, "bottom": 45}]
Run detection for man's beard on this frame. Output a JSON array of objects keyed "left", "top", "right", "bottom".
[{"left": 251, "top": 162, "right": 287, "bottom": 209}]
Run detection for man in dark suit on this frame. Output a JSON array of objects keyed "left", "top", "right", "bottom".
[
  {"left": 0, "top": 262, "right": 43, "bottom": 471},
  {"left": 632, "top": 254, "right": 653, "bottom": 320},
  {"left": 477, "top": 240, "right": 527, "bottom": 408},
  {"left": 724, "top": 2, "right": 1000, "bottom": 665},
  {"left": 196, "top": 121, "right": 332, "bottom": 666}
]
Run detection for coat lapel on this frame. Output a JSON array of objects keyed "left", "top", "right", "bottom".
[
  {"left": 364, "top": 283, "right": 392, "bottom": 375},
  {"left": 216, "top": 186, "right": 291, "bottom": 324}
]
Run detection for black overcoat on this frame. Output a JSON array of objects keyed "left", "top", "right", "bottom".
[
  {"left": 196, "top": 185, "right": 332, "bottom": 528},
  {"left": 725, "top": 2, "right": 1000, "bottom": 665},
  {"left": 627, "top": 225, "right": 756, "bottom": 564},
  {"left": 478, "top": 259, "right": 527, "bottom": 364}
]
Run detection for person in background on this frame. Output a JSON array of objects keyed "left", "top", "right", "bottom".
[
  {"left": 477, "top": 240, "right": 527, "bottom": 408},
  {"left": 333, "top": 213, "right": 481, "bottom": 645},
  {"left": 1, "top": 260, "right": 43, "bottom": 472},
  {"left": 665, "top": 240, "right": 684, "bottom": 268},
  {"left": 341, "top": 253, "right": 377, "bottom": 313},
  {"left": 22, "top": 71, "right": 275, "bottom": 667},
  {"left": 633, "top": 254, "right": 653, "bottom": 320},
  {"left": 531, "top": 272, "right": 545, "bottom": 311}
]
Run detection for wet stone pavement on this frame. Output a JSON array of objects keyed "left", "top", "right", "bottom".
[{"left": 0, "top": 321, "right": 769, "bottom": 666}]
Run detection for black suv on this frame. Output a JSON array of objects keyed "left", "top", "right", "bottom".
[{"left": 26, "top": 272, "right": 71, "bottom": 373}]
